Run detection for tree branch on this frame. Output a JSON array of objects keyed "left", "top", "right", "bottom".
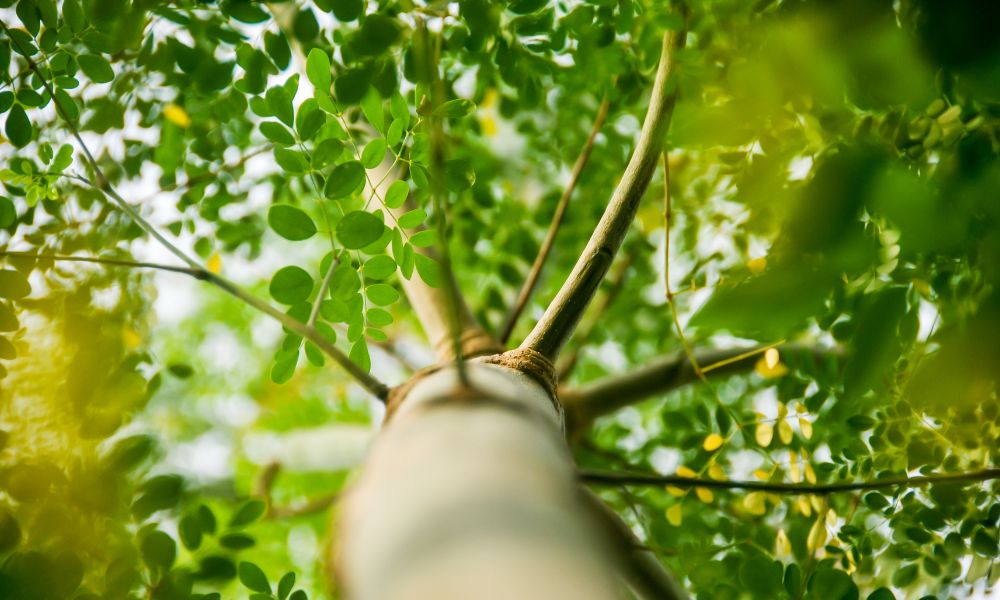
[
  {"left": 0, "top": 21, "right": 389, "bottom": 399},
  {"left": 520, "top": 27, "right": 686, "bottom": 361},
  {"left": 580, "top": 467, "right": 1000, "bottom": 495},
  {"left": 556, "top": 248, "right": 636, "bottom": 381},
  {"left": 499, "top": 95, "right": 612, "bottom": 345},
  {"left": 561, "top": 344, "right": 840, "bottom": 435},
  {"left": 254, "top": 462, "right": 338, "bottom": 519},
  {"left": 582, "top": 489, "right": 688, "bottom": 600}
]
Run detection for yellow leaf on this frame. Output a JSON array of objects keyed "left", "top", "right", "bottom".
[
  {"left": 747, "top": 256, "right": 767, "bottom": 274},
  {"left": 703, "top": 433, "right": 724, "bottom": 452},
  {"left": 797, "top": 496, "right": 812, "bottom": 517},
  {"left": 807, "top": 516, "right": 827, "bottom": 553},
  {"left": 695, "top": 487, "right": 714, "bottom": 503},
  {"left": 481, "top": 88, "right": 498, "bottom": 108},
  {"left": 708, "top": 463, "right": 726, "bottom": 481},
  {"left": 755, "top": 352, "right": 789, "bottom": 378},
  {"left": 755, "top": 422, "right": 774, "bottom": 447},
  {"left": 778, "top": 420, "right": 793, "bottom": 445},
  {"left": 666, "top": 485, "right": 685, "bottom": 497},
  {"left": 163, "top": 103, "right": 191, "bottom": 128},
  {"left": 804, "top": 462, "right": 817, "bottom": 484},
  {"left": 743, "top": 492, "right": 766, "bottom": 516},
  {"left": 810, "top": 495, "right": 825, "bottom": 514},
  {"left": 207, "top": 253, "right": 222, "bottom": 274},
  {"left": 789, "top": 451, "right": 801, "bottom": 483},
  {"left": 676, "top": 466, "right": 697, "bottom": 478},
  {"left": 480, "top": 114, "right": 497, "bottom": 136},
  {"left": 799, "top": 417, "right": 813, "bottom": 439},
  {"left": 666, "top": 504, "right": 682, "bottom": 526},
  {"left": 122, "top": 327, "right": 142, "bottom": 349},
  {"left": 795, "top": 402, "right": 807, "bottom": 414},
  {"left": 753, "top": 469, "right": 770, "bottom": 481},
  {"left": 776, "top": 398, "right": 788, "bottom": 418},
  {"left": 775, "top": 528, "right": 791, "bottom": 555}
]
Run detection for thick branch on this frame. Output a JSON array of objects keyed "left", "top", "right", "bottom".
[
  {"left": 562, "top": 344, "right": 840, "bottom": 435},
  {"left": 556, "top": 248, "right": 635, "bottom": 380},
  {"left": 582, "top": 489, "right": 688, "bottom": 600},
  {"left": 520, "top": 28, "right": 685, "bottom": 361},
  {"left": 580, "top": 468, "right": 1000, "bottom": 495},
  {"left": 254, "top": 462, "right": 337, "bottom": 519},
  {"left": 499, "top": 96, "right": 611, "bottom": 345},
  {"left": 0, "top": 22, "right": 388, "bottom": 399}
]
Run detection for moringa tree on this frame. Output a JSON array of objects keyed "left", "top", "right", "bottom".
[{"left": 0, "top": 0, "right": 998, "bottom": 599}]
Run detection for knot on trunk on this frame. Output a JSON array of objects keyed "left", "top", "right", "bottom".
[{"left": 479, "top": 347, "right": 557, "bottom": 402}]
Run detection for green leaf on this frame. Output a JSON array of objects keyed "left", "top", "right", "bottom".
[
  {"left": 366, "top": 283, "right": 399, "bottom": 306},
  {"left": 690, "top": 264, "right": 837, "bottom": 340},
  {"left": 846, "top": 415, "right": 876, "bottom": 430},
  {"left": 866, "top": 588, "right": 895, "bottom": 600},
  {"left": 809, "top": 568, "right": 858, "bottom": 599},
  {"left": 77, "top": 54, "right": 114, "bottom": 83},
  {"left": 360, "top": 88, "right": 385, "bottom": 131},
  {"left": 5, "top": 105, "right": 31, "bottom": 148},
  {"left": 274, "top": 148, "right": 310, "bottom": 173},
  {"left": 972, "top": 529, "right": 998, "bottom": 557},
  {"left": 0, "top": 270, "right": 31, "bottom": 299},
  {"left": 278, "top": 572, "right": 296, "bottom": 600},
  {"left": 739, "top": 555, "right": 783, "bottom": 598},
  {"left": 398, "top": 208, "right": 426, "bottom": 229},
  {"left": 140, "top": 530, "right": 176, "bottom": 573},
  {"left": 361, "top": 138, "right": 387, "bottom": 168},
  {"left": 230, "top": 498, "right": 267, "bottom": 527},
  {"left": 324, "top": 161, "right": 366, "bottom": 199},
  {"left": 843, "top": 287, "right": 908, "bottom": 399},
  {"left": 313, "top": 139, "right": 346, "bottom": 168},
  {"left": 266, "top": 86, "right": 294, "bottom": 127},
  {"left": 179, "top": 512, "right": 202, "bottom": 551},
  {"left": 385, "top": 180, "right": 410, "bottom": 208},
  {"left": 238, "top": 561, "right": 271, "bottom": 593},
  {"left": 366, "top": 308, "right": 393, "bottom": 327},
  {"left": 269, "top": 205, "right": 317, "bottom": 241},
  {"left": 891, "top": 563, "right": 918, "bottom": 587},
  {"left": 270, "top": 267, "right": 314, "bottom": 305},
  {"left": 350, "top": 339, "right": 370, "bottom": 372},
  {"left": 434, "top": 98, "right": 475, "bottom": 118},
  {"left": 219, "top": 533, "right": 255, "bottom": 549},
  {"left": 264, "top": 31, "right": 292, "bottom": 70},
  {"left": 409, "top": 229, "right": 437, "bottom": 248},
  {"left": 414, "top": 253, "right": 442, "bottom": 288},
  {"left": 331, "top": 0, "right": 363, "bottom": 21},
  {"left": 363, "top": 255, "right": 396, "bottom": 280},
  {"left": 337, "top": 211, "right": 384, "bottom": 249},
  {"left": 306, "top": 48, "right": 331, "bottom": 93},
  {"left": 261, "top": 122, "right": 296, "bottom": 146}
]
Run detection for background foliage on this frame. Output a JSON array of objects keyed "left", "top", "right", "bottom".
[{"left": 0, "top": 0, "right": 998, "bottom": 598}]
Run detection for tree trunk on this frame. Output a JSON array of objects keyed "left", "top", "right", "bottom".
[{"left": 333, "top": 361, "right": 622, "bottom": 600}]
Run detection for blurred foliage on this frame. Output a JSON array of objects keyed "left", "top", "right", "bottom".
[{"left": 0, "top": 0, "right": 998, "bottom": 599}]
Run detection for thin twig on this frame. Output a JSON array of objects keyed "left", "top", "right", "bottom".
[
  {"left": 499, "top": 95, "right": 612, "bottom": 345},
  {"left": 521, "top": 28, "right": 686, "bottom": 361},
  {"left": 0, "top": 21, "right": 388, "bottom": 400},
  {"left": 308, "top": 255, "right": 339, "bottom": 328},
  {"left": 580, "top": 467, "right": 1000, "bottom": 495},
  {"left": 0, "top": 251, "right": 206, "bottom": 278},
  {"left": 254, "top": 462, "right": 338, "bottom": 519}
]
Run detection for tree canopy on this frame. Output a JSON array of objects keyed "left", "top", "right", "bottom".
[{"left": 0, "top": 0, "right": 999, "bottom": 599}]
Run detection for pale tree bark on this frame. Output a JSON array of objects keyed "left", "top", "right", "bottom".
[{"left": 334, "top": 363, "right": 622, "bottom": 600}]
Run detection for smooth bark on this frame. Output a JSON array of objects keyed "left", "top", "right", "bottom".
[{"left": 335, "top": 363, "right": 621, "bottom": 600}]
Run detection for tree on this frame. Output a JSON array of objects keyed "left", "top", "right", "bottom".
[{"left": 0, "top": 0, "right": 998, "bottom": 598}]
